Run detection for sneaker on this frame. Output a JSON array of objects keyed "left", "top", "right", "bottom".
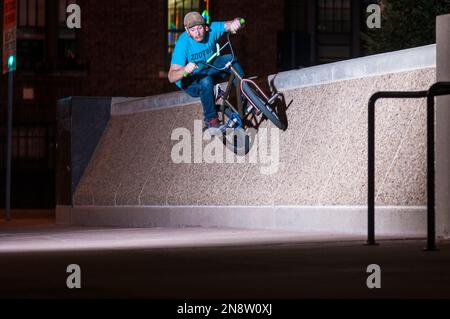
[
  {"left": 205, "top": 117, "right": 220, "bottom": 128},
  {"left": 204, "top": 117, "right": 225, "bottom": 135}
]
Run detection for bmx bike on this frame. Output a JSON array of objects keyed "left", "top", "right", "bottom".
[{"left": 185, "top": 21, "right": 286, "bottom": 154}]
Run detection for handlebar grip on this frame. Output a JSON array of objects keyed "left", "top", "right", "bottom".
[{"left": 231, "top": 18, "right": 246, "bottom": 35}]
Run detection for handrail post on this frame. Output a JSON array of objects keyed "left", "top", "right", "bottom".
[
  {"left": 426, "top": 90, "right": 437, "bottom": 251},
  {"left": 366, "top": 90, "right": 428, "bottom": 248},
  {"left": 366, "top": 96, "right": 377, "bottom": 245},
  {"left": 423, "top": 82, "right": 450, "bottom": 251}
]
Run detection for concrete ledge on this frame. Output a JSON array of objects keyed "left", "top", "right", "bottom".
[
  {"left": 57, "top": 205, "right": 428, "bottom": 237},
  {"left": 111, "top": 92, "right": 200, "bottom": 116},
  {"left": 269, "top": 44, "right": 436, "bottom": 91},
  {"left": 110, "top": 81, "right": 230, "bottom": 116},
  {"left": 55, "top": 206, "right": 72, "bottom": 225},
  {"left": 110, "top": 45, "right": 435, "bottom": 116}
]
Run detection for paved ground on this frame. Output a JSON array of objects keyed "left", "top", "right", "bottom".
[{"left": 1, "top": 217, "right": 450, "bottom": 300}]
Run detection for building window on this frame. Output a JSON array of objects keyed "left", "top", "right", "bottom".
[
  {"left": 17, "top": 0, "right": 46, "bottom": 71},
  {"left": 18, "top": 0, "right": 46, "bottom": 28},
  {"left": 317, "top": 0, "right": 351, "bottom": 33},
  {"left": 278, "top": 0, "right": 311, "bottom": 70},
  {"left": 58, "top": 0, "right": 76, "bottom": 26},
  {"left": 12, "top": 127, "right": 46, "bottom": 160},
  {"left": 316, "top": 0, "right": 352, "bottom": 64},
  {"left": 0, "top": 125, "right": 53, "bottom": 168},
  {"left": 285, "top": 0, "right": 307, "bottom": 32},
  {"left": 167, "top": 0, "right": 207, "bottom": 56},
  {"left": 58, "top": 0, "right": 81, "bottom": 70},
  {"left": 17, "top": 39, "right": 45, "bottom": 70}
]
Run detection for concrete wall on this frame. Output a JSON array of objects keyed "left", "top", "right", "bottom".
[
  {"left": 56, "top": 97, "right": 112, "bottom": 205},
  {"left": 59, "top": 44, "right": 444, "bottom": 236},
  {"left": 73, "top": 67, "right": 434, "bottom": 208}
]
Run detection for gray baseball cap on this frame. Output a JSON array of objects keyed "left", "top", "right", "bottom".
[{"left": 184, "top": 11, "right": 205, "bottom": 28}]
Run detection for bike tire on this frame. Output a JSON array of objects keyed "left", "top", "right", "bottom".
[
  {"left": 242, "top": 82, "right": 286, "bottom": 130},
  {"left": 219, "top": 105, "right": 253, "bottom": 155}
]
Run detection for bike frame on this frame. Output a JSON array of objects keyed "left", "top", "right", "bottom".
[
  {"left": 218, "top": 58, "right": 275, "bottom": 129},
  {"left": 220, "top": 65, "right": 245, "bottom": 118},
  {"left": 190, "top": 31, "right": 278, "bottom": 129}
]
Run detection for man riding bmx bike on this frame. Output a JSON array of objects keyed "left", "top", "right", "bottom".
[{"left": 167, "top": 11, "right": 245, "bottom": 133}]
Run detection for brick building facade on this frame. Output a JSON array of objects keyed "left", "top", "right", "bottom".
[
  {"left": 0, "top": 0, "right": 371, "bottom": 208},
  {"left": 75, "top": 0, "right": 284, "bottom": 97}
]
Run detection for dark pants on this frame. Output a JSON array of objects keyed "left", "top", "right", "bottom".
[{"left": 181, "top": 54, "right": 245, "bottom": 121}]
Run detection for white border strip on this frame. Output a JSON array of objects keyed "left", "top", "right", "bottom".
[
  {"left": 269, "top": 44, "right": 436, "bottom": 91},
  {"left": 110, "top": 81, "right": 230, "bottom": 116},
  {"left": 111, "top": 93, "right": 199, "bottom": 116},
  {"left": 57, "top": 205, "right": 427, "bottom": 237}
]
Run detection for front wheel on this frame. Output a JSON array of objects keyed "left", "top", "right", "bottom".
[{"left": 242, "top": 82, "right": 286, "bottom": 130}]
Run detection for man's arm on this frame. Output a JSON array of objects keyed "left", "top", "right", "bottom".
[
  {"left": 168, "top": 64, "right": 185, "bottom": 83},
  {"left": 168, "top": 63, "right": 197, "bottom": 83}
]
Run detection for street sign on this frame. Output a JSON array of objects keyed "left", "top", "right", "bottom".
[{"left": 3, "top": 0, "right": 17, "bottom": 74}]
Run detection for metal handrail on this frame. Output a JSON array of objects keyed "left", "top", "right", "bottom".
[
  {"left": 367, "top": 82, "right": 450, "bottom": 251},
  {"left": 425, "top": 82, "right": 450, "bottom": 250}
]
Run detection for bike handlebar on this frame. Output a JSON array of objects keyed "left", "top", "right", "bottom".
[{"left": 182, "top": 18, "right": 245, "bottom": 78}]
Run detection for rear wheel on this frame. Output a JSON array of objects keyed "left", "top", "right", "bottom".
[
  {"left": 242, "top": 82, "right": 286, "bottom": 130},
  {"left": 220, "top": 105, "right": 253, "bottom": 155}
]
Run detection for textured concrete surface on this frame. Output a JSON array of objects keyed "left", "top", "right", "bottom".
[
  {"left": 1, "top": 221, "right": 449, "bottom": 299},
  {"left": 57, "top": 205, "right": 427, "bottom": 236},
  {"left": 74, "top": 68, "right": 435, "bottom": 207}
]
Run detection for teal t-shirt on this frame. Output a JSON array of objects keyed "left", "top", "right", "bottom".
[{"left": 171, "top": 21, "right": 226, "bottom": 88}]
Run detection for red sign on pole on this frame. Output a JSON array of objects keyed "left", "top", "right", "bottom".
[{"left": 3, "top": 0, "right": 17, "bottom": 74}]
